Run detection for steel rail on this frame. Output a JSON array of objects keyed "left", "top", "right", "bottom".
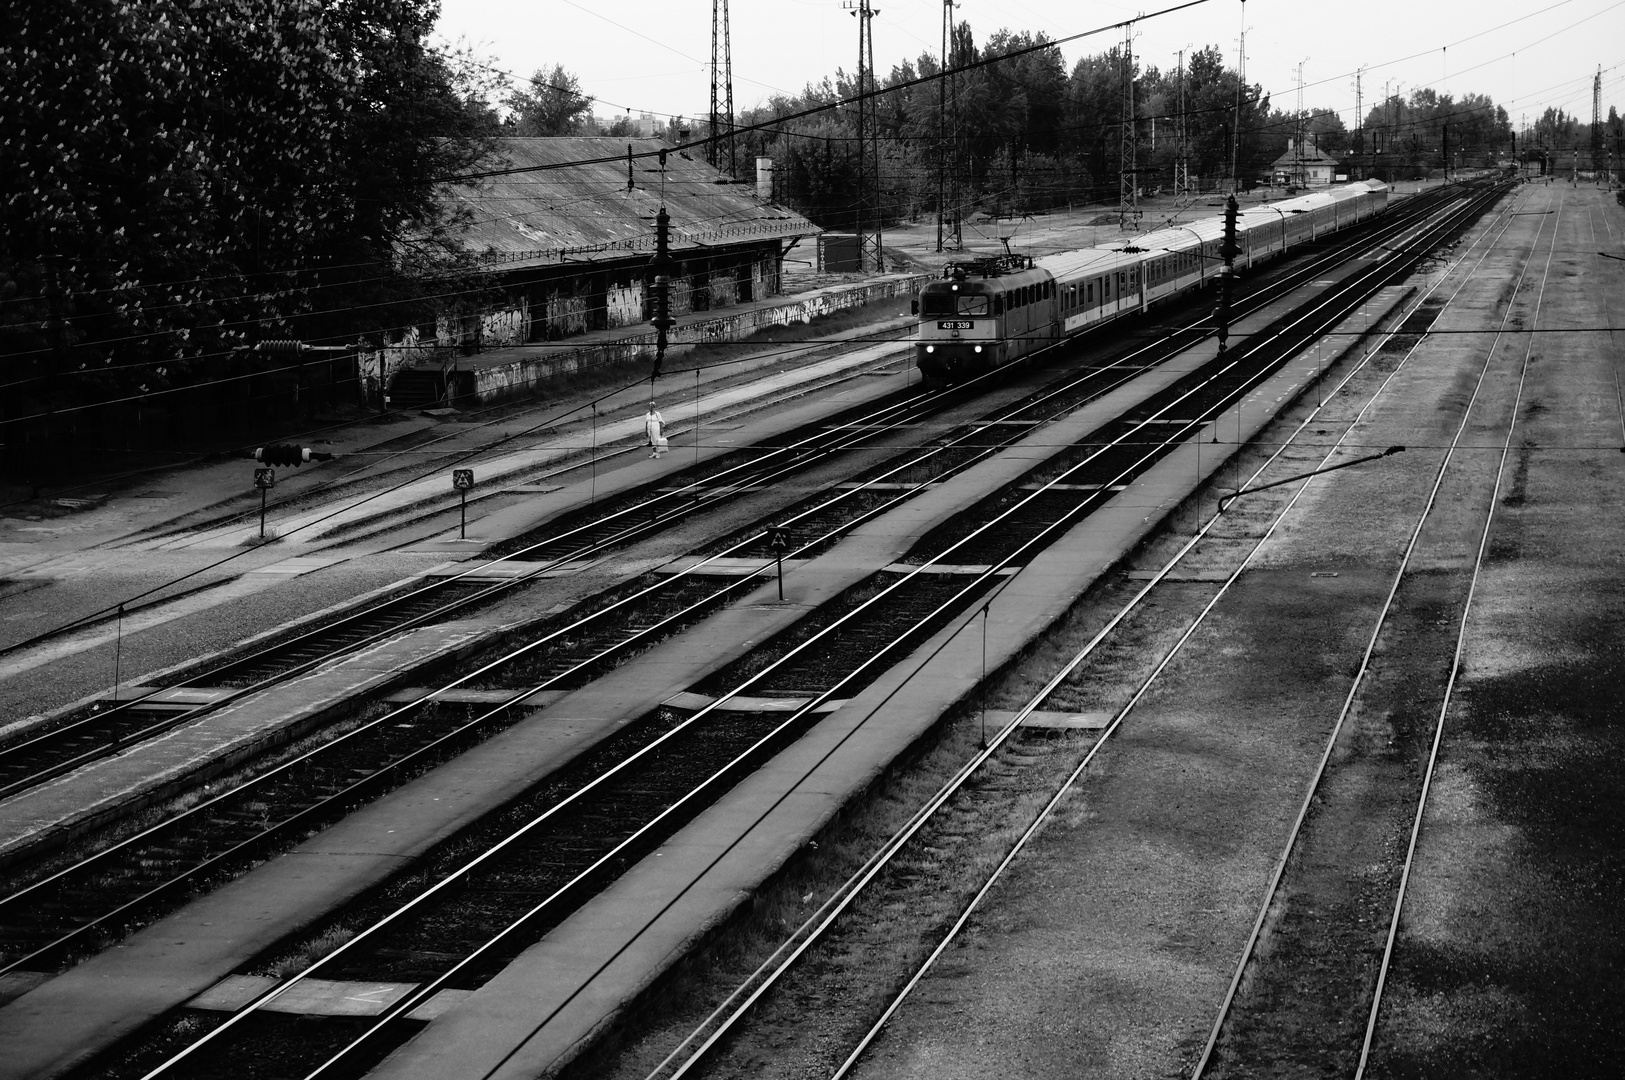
[
  {"left": 3, "top": 185, "right": 1472, "bottom": 985},
  {"left": 164, "top": 188, "right": 1471, "bottom": 1080},
  {"left": 0, "top": 271, "right": 1242, "bottom": 974},
  {"left": 1190, "top": 186, "right": 1561, "bottom": 1078},
  {"left": 6, "top": 212, "right": 1321, "bottom": 970},
  {"left": 0, "top": 184, "right": 1440, "bottom": 801},
  {"left": 130, "top": 183, "right": 1488, "bottom": 1080},
  {"left": 1352, "top": 187, "right": 1562, "bottom": 1079},
  {"left": 822, "top": 182, "right": 1528, "bottom": 1080},
  {"left": 136, "top": 272, "right": 1331, "bottom": 1080},
  {"left": 654, "top": 180, "right": 1528, "bottom": 1080},
  {"left": 0, "top": 335, "right": 1150, "bottom": 975},
  {"left": 0, "top": 380, "right": 959, "bottom": 801}
]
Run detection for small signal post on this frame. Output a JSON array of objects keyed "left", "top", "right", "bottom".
[{"left": 453, "top": 469, "right": 474, "bottom": 539}]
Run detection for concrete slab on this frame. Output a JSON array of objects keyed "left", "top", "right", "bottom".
[
  {"left": 985, "top": 709, "right": 1112, "bottom": 731},
  {"left": 661, "top": 691, "right": 849, "bottom": 714},
  {"left": 248, "top": 556, "right": 351, "bottom": 576},
  {"left": 0, "top": 620, "right": 495, "bottom": 865},
  {"left": 881, "top": 563, "right": 1019, "bottom": 576},
  {"left": 423, "top": 560, "right": 596, "bottom": 580},
  {"left": 113, "top": 687, "right": 236, "bottom": 705},
  {"left": 656, "top": 556, "right": 804, "bottom": 577},
  {"left": 383, "top": 688, "right": 569, "bottom": 707},
  {"left": 188, "top": 975, "right": 417, "bottom": 1017}
]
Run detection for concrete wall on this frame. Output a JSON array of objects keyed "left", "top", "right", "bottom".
[
  {"left": 544, "top": 288, "right": 590, "bottom": 338},
  {"left": 707, "top": 268, "right": 739, "bottom": 309},
  {"left": 606, "top": 283, "right": 643, "bottom": 328},
  {"left": 481, "top": 302, "right": 526, "bottom": 346},
  {"left": 459, "top": 272, "right": 930, "bottom": 404}
]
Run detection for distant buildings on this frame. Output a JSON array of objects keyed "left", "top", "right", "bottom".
[{"left": 1270, "top": 136, "right": 1340, "bottom": 187}]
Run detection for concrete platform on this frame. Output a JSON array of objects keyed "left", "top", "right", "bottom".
[
  {"left": 458, "top": 343, "right": 918, "bottom": 548},
  {"left": 0, "top": 620, "right": 495, "bottom": 866},
  {"left": 0, "top": 278, "right": 1410, "bottom": 1079},
  {"left": 363, "top": 286, "right": 1417, "bottom": 1080},
  {"left": 153, "top": 339, "right": 915, "bottom": 551}
]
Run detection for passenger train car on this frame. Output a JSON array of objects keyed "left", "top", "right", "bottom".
[{"left": 914, "top": 180, "right": 1390, "bottom": 381}]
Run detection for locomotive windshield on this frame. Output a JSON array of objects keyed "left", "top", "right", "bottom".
[{"left": 921, "top": 293, "right": 990, "bottom": 316}]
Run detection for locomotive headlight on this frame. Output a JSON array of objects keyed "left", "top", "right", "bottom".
[
  {"left": 974, "top": 345, "right": 983, "bottom": 353},
  {"left": 925, "top": 345, "right": 935, "bottom": 353}
]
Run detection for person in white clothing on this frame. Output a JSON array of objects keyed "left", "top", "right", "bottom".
[{"left": 645, "top": 403, "right": 667, "bottom": 457}]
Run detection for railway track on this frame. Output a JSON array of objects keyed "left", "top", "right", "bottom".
[
  {"left": 0, "top": 272, "right": 1289, "bottom": 979},
  {"left": 621, "top": 179, "right": 1530, "bottom": 1080},
  {"left": 0, "top": 179, "right": 1474, "bottom": 808},
  {"left": 116, "top": 323, "right": 921, "bottom": 550},
  {"left": 0, "top": 180, "right": 1497, "bottom": 987},
  {"left": 0, "top": 388, "right": 953, "bottom": 802},
  {"left": 97, "top": 182, "right": 1512, "bottom": 1080}
]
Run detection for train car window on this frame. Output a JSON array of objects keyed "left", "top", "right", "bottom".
[
  {"left": 921, "top": 294, "right": 955, "bottom": 315},
  {"left": 994, "top": 295, "right": 1004, "bottom": 315},
  {"left": 957, "top": 295, "right": 989, "bottom": 316}
]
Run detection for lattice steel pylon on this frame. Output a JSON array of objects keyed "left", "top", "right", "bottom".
[
  {"left": 709, "top": 0, "right": 734, "bottom": 174},
  {"left": 1119, "top": 22, "right": 1137, "bottom": 230},
  {"left": 1593, "top": 66, "right": 1604, "bottom": 180},
  {"left": 936, "top": 0, "right": 955, "bottom": 251},
  {"left": 847, "top": 0, "right": 883, "bottom": 271}
]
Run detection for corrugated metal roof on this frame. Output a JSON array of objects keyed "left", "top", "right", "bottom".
[
  {"left": 1036, "top": 247, "right": 1140, "bottom": 278},
  {"left": 446, "top": 138, "right": 819, "bottom": 269}
]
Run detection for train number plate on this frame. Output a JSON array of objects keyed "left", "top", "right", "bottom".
[{"left": 936, "top": 320, "right": 974, "bottom": 329}]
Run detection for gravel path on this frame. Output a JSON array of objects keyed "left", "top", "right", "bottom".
[
  {"left": 1364, "top": 184, "right": 1625, "bottom": 1077},
  {"left": 831, "top": 185, "right": 1601, "bottom": 1080}
]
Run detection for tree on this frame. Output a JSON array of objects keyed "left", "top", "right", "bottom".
[
  {"left": 1, "top": 0, "right": 499, "bottom": 464},
  {"left": 506, "top": 64, "right": 594, "bottom": 136}
]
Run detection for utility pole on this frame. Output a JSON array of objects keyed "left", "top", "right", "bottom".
[
  {"left": 1593, "top": 66, "right": 1604, "bottom": 182},
  {"left": 1231, "top": 2, "right": 1246, "bottom": 191},
  {"left": 1295, "top": 60, "right": 1306, "bottom": 186},
  {"left": 846, "top": 0, "right": 882, "bottom": 271},
  {"left": 1355, "top": 67, "right": 1364, "bottom": 178},
  {"left": 648, "top": 158, "right": 675, "bottom": 384},
  {"left": 1175, "top": 49, "right": 1190, "bottom": 194},
  {"left": 1119, "top": 20, "right": 1137, "bottom": 229},
  {"left": 709, "top": 0, "right": 734, "bottom": 174},
  {"left": 936, "top": 0, "right": 953, "bottom": 251}
]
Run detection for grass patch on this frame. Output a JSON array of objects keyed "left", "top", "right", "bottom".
[{"left": 264, "top": 925, "right": 358, "bottom": 980}]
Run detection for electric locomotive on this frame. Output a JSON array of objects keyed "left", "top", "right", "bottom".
[
  {"left": 914, "top": 255, "right": 1056, "bottom": 381},
  {"left": 913, "top": 180, "right": 1391, "bottom": 383}
]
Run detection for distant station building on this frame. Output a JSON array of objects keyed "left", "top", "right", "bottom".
[
  {"left": 411, "top": 138, "right": 817, "bottom": 352},
  {"left": 1270, "top": 136, "right": 1341, "bottom": 187}
]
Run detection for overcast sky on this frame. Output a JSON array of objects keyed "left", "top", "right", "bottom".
[{"left": 433, "top": 0, "right": 1625, "bottom": 132}]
